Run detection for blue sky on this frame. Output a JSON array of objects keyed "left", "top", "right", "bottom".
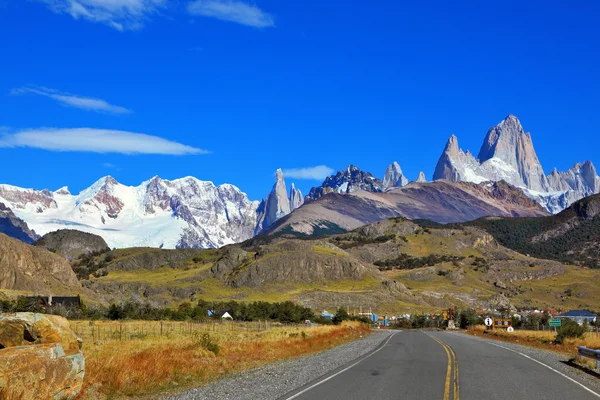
[{"left": 1, "top": 0, "right": 599, "bottom": 200}]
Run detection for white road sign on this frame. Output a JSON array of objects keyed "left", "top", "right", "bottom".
[
  {"left": 507, "top": 327, "right": 514, "bottom": 333},
  {"left": 484, "top": 317, "right": 493, "bottom": 327}
]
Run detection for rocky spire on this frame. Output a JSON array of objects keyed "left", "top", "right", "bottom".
[
  {"left": 289, "top": 183, "right": 304, "bottom": 211},
  {"left": 433, "top": 134, "right": 478, "bottom": 182},
  {"left": 416, "top": 171, "right": 427, "bottom": 182},
  {"left": 261, "top": 169, "right": 291, "bottom": 229},
  {"left": 478, "top": 114, "right": 549, "bottom": 191},
  {"left": 383, "top": 161, "right": 408, "bottom": 189}
]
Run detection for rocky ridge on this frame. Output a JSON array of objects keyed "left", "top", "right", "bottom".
[
  {"left": 306, "top": 165, "right": 384, "bottom": 201},
  {"left": 0, "top": 202, "right": 39, "bottom": 244}
]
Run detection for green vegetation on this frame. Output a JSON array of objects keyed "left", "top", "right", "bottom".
[
  {"left": 330, "top": 233, "right": 396, "bottom": 249},
  {"left": 70, "top": 248, "right": 111, "bottom": 279},
  {"left": 469, "top": 215, "right": 600, "bottom": 267},
  {"left": 4, "top": 296, "right": 316, "bottom": 323},
  {"left": 374, "top": 253, "right": 465, "bottom": 270},
  {"left": 555, "top": 318, "right": 587, "bottom": 344}
]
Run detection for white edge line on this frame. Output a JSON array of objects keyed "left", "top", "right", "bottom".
[
  {"left": 282, "top": 331, "right": 398, "bottom": 400},
  {"left": 487, "top": 341, "right": 600, "bottom": 398}
]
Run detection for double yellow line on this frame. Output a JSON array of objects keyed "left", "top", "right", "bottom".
[{"left": 424, "top": 332, "right": 460, "bottom": 400}]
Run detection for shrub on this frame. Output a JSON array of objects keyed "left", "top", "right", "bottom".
[
  {"left": 195, "top": 332, "right": 220, "bottom": 354},
  {"left": 555, "top": 319, "right": 586, "bottom": 344},
  {"left": 332, "top": 308, "right": 349, "bottom": 325}
]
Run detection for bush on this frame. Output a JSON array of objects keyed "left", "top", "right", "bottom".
[
  {"left": 555, "top": 319, "right": 586, "bottom": 344},
  {"left": 195, "top": 332, "right": 220, "bottom": 354},
  {"left": 332, "top": 308, "right": 349, "bottom": 325}
]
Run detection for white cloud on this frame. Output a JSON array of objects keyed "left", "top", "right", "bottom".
[
  {"left": 187, "top": 0, "right": 274, "bottom": 28},
  {"left": 282, "top": 166, "right": 334, "bottom": 180},
  {"left": 36, "top": 0, "right": 166, "bottom": 31},
  {"left": 0, "top": 128, "right": 207, "bottom": 155},
  {"left": 11, "top": 86, "right": 132, "bottom": 115}
]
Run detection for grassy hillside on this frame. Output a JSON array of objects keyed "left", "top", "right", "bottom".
[
  {"left": 467, "top": 193, "right": 600, "bottom": 267},
  {"left": 74, "top": 217, "right": 600, "bottom": 314}
]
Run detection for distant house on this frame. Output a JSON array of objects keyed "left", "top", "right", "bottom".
[
  {"left": 208, "top": 310, "right": 233, "bottom": 319},
  {"left": 321, "top": 310, "right": 334, "bottom": 319},
  {"left": 557, "top": 310, "right": 597, "bottom": 325}
]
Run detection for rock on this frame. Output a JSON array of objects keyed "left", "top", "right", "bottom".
[
  {"left": 383, "top": 162, "right": 408, "bottom": 189},
  {"left": 0, "top": 232, "right": 81, "bottom": 292},
  {"left": 256, "top": 169, "right": 292, "bottom": 231},
  {"left": 416, "top": 172, "right": 427, "bottom": 183},
  {"left": 0, "top": 313, "right": 84, "bottom": 399},
  {"left": 289, "top": 183, "right": 304, "bottom": 211},
  {"left": 306, "top": 165, "right": 384, "bottom": 201},
  {"left": 35, "top": 229, "right": 110, "bottom": 261},
  {"left": 0, "top": 202, "right": 39, "bottom": 244},
  {"left": 494, "top": 280, "right": 507, "bottom": 289}
]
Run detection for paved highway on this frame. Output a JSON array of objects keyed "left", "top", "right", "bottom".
[{"left": 279, "top": 330, "right": 600, "bottom": 400}]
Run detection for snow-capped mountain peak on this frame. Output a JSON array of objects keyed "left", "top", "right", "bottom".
[{"left": 432, "top": 114, "right": 600, "bottom": 213}]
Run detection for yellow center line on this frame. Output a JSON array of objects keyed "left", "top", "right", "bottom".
[{"left": 423, "top": 332, "right": 460, "bottom": 400}]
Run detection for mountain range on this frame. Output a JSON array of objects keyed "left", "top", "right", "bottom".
[{"left": 1, "top": 114, "right": 598, "bottom": 249}]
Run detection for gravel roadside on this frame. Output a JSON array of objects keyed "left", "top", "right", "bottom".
[
  {"left": 161, "top": 330, "right": 394, "bottom": 400},
  {"left": 448, "top": 331, "right": 600, "bottom": 394}
]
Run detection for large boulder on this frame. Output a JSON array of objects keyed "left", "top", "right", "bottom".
[{"left": 0, "top": 313, "right": 84, "bottom": 399}]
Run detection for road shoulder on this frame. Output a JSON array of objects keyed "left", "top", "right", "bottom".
[{"left": 161, "top": 330, "right": 394, "bottom": 400}]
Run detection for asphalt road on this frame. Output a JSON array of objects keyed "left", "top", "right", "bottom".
[{"left": 279, "top": 330, "right": 600, "bottom": 400}]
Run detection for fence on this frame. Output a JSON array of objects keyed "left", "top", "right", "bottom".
[{"left": 72, "top": 320, "right": 310, "bottom": 343}]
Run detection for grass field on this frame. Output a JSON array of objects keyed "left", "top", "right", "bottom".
[
  {"left": 468, "top": 325, "right": 600, "bottom": 366},
  {"left": 77, "top": 320, "right": 370, "bottom": 399}
]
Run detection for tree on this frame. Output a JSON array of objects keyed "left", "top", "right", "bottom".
[{"left": 332, "top": 308, "right": 349, "bottom": 325}]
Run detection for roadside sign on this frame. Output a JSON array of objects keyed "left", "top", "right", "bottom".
[
  {"left": 507, "top": 327, "right": 514, "bottom": 333},
  {"left": 443, "top": 311, "right": 448, "bottom": 321},
  {"left": 484, "top": 317, "right": 493, "bottom": 327},
  {"left": 549, "top": 319, "right": 562, "bottom": 327}
]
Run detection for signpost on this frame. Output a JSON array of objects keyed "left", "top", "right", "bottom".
[
  {"left": 484, "top": 317, "right": 493, "bottom": 327},
  {"left": 549, "top": 318, "right": 561, "bottom": 333}
]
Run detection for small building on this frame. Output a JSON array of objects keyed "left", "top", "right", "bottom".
[
  {"left": 221, "top": 312, "right": 233, "bottom": 320},
  {"left": 557, "top": 310, "right": 597, "bottom": 325},
  {"left": 208, "top": 309, "right": 232, "bottom": 318}
]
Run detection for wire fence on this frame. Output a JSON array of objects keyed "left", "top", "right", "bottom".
[{"left": 72, "top": 320, "right": 311, "bottom": 343}]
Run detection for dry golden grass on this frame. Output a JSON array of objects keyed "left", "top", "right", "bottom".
[
  {"left": 468, "top": 325, "right": 600, "bottom": 355},
  {"left": 77, "top": 320, "right": 369, "bottom": 399}
]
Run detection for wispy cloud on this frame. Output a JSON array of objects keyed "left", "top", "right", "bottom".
[
  {"left": 0, "top": 128, "right": 207, "bottom": 155},
  {"left": 35, "top": 0, "right": 166, "bottom": 31},
  {"left": 103, "top": 162, "right": 117, "bottom": 168},
  {"left": 187, "top": 0, "right": 274, "bottom": 28},
  {"left": 282, "top": 166, "right": 334, "bottom": 180},
  {"left": 11, "top": 86, "right": 132, "bottom": 115}
]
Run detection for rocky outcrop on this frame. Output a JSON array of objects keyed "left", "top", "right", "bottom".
[
  {"left": 0, "top": 233, "right": 80, "bottom": 292},
  {"left": 289, "top": 183, "right": 304, "bottom": 211},
  {"left": 306, "top": 165, "right": 384, "bottom": 201},
  {"left": 0, "top": 313, "right": 84, "bottom": 400},
  {"left": 225, "top": 240, "right": 371, "bottom": 288},
  {"left": 0, "top": 202, "right": 39, "bottom": 244},
  {"left": 383, "top": 162, "right": 408, "bottom": 189},
  {"left": 35, "top": 229, "right": 110, "bottom": 261},
  {"left": 256, "top": 169, "right": 292, "bottom": 232},
  {"left": 416, "top": 172, "right": 427, "bottom": 183}
]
